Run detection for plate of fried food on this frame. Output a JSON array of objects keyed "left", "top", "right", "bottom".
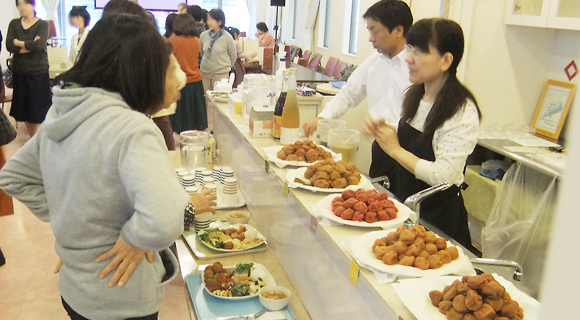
[
  {"left": 203, "top": 261, "right": 276, "bottom": 300},
  {"left": 313, "top": 189, "right": 411, "bottom": 228},
  {"left": 286, "top": 159, "right": 374, "bottom": 192},
  {"left": 264, "top": 140, "right": 342, "bottom": 168},
  {"left": 391, "top": 273, "right": 540, "bottom": 320},
  {"left": 346, "top": 226, "right": 475, "bottom": 277},
  {"left": 197, "top": 225, "right": 266, "bottom": 252}
]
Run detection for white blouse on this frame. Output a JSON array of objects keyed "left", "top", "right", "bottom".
[
  {"left": 68, "top": 28, "right": 89, "bottom": 67},
  {"left": 409, "top": 99, "right": 480, "bottom": 187}
]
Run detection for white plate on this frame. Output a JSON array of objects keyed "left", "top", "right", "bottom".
[
  {"left": 286, "top": 167, "right": 375, "bottom": 193},
  {"left": 313, "top": 193, "right": 411, "bottom": 229},
  {"left": 392, "top": 274, "right": 540, "bottom": 320},
  {"left": 202, "top": 263, "right": 276, "bottom": 300},
  {"left": 264, "top": 145, "right": 342, "bottom": 168},
  {"left": 198, "top": 224, "right": 267, "bottom": 252},
  {"left": 347, "top": 229, "right": 475, "bottom": 278},
  {"left": 207, "top": 90, "right": 230, "bottom": 103}
]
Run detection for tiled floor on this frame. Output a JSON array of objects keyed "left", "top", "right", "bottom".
[{"left": 0, "top": 105, "right": 191, "bottom": 320}]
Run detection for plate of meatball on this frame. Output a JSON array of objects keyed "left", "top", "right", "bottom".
[
  {"left": 391, "top": 274, "right": 540, "bottom": 320},
  {"left": 346, "top": 227, "right": 476, "bottom": 278},
  {"left": 286, "top": 160, "right": 374, "bottom": 192},
  {"left": 264, "top": 140, "right": 342, "bottom": 168},
  {"left": 312, "top": 189, "right": 411, "bottom": 228}
]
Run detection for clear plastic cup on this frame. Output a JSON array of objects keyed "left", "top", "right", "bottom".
[
  {"left": 316, "top": 119, "right": 347, "bottom": 147},
  {"left": 327, "top": 129, "right": 360, "bottom": 164}
]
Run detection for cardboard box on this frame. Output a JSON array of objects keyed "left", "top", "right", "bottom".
[{"left": 249, "top": 105, "right": 274, "bottom": 138}]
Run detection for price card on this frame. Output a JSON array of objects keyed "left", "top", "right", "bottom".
[
  {"left": 310, "top": 215, "right": 318, "bottom": 233},
  {"left": 349, "top": 260, "right": 360, "bottom": 285},
  {"left": 283, "top": 181, "right": 289, "bottom": 196}
]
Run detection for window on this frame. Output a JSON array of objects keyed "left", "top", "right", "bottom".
[
  {"left": 347, "top": 0, "right": 359, "bottom": 54},
  {"left": 318, "top": 0, "right": 331, "bottom": 48},
  {"left": 200, "top": 0, "right": 250, "bottom": 34},
  {"left": 292, "top": 0, "right": 298, "bottom": 40}
]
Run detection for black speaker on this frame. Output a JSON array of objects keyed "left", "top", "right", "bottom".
[{"left": 270, "top": 0, "right": 286, "bottom": 6}]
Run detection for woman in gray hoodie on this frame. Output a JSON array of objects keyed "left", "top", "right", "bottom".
[{"left": 0, "top": 13, "right": 215, "bottom": 320}]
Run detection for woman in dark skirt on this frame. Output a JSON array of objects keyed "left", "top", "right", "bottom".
[
  {"left": 169, "top": 13, "right": 208, "bottom": 132},
  {"left": 6, "top": 0, "right": 52, "bottom": 137}
]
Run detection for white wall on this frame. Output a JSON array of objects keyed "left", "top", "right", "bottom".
[{"left": 0, "top": 0, "right": 18, "bottom": 71}]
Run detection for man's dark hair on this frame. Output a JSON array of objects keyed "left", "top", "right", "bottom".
[
  {"left": 164, "top": 13, "right": 177, "bottom": 38},
  {"left": 208, "top": 9, "right": 226, "bottom": 28},
  {"left": 256, "top": 22, "right": 268, "bottom": 32},
  {"left": 173, "top": 13, "right": 198, "bottom": 37},
  {"left": 56, "top": 14, "right": 173, "bottom": 115},
  {"left": 363, "top": 0, "right": 413, "bottom": 36},
  {"left": 102, "top": 0, "right": 148, "bottom": 19},
  {"left": 186, "top": 5, "right": 203, "bottom": 22},
  {"left": 69, "top": 6, "right": 90, "bottom": 27}
]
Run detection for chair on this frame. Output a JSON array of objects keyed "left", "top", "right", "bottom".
[
  {"left": 301, "top": 50, "right": 312, "bottom": 62},
  {"left": 1, "top": 77, "right": 12, "bottom": 111},
  {"left": 307, "top": 54, "right": 322, "bottom": 72},
  {"left": 233, "top": 58, "right": 246, "bottom": 88},
  {"left": 333, "top": 60, "right": 347, "bottom": 79},
  {"left": 323, "top": 57, "right": 338, "bottom": 77},
  {"left": 297, "top": 57, "right": 308, "bottom": 67}
]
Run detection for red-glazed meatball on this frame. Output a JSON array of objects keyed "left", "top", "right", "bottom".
[
  {"left": 352, "top": 211, "right": 365, "bottom": 222},
  {"left": 332, "top": 197, "right": 344, "bottom": 204},
  {"left": 365, "top": 211, "right": 378, "bottom": 223},
  {"left": 340, "top": 208, "right": 355, "bottom": 220},
  {"left": 332, "top": 201, "right": 345, "bottom": 210},
  {"left": 333, "top": 206, "right": 346, "bottom": 217},
  {"left": 381, "top": 200, "right": 396, "bottom": 209},
  {"left": 377, "top": 210, "right": 389, "bottom": 221},
  {"left": 385, "top": 208, "right": 398, "bottom": 219},
  {"left": 377, "top": 193, "right": 390, "bottom": 201},
  {"left": 341, "top": 189, "right": 356, "bottom": 200},
  {"left": 353, "top": 202, "right": 368, "bottom": 213},
  {"left": 342, "top": 198, "right": 359, "bottom": 208},
  {"left": 368, "top": 202, "right": 383, "bottom": 213}
]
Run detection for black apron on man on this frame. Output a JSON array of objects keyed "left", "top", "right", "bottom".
[{"left": 370, "top": 120, "right": 472, "bottom": 249}]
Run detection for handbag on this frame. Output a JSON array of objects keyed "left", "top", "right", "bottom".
[
  {"left": 0, "top": 108, "right": 17, "bottom": 146},
  {"left": 3, "top": 57, "right": 13, "bottom": 89}
]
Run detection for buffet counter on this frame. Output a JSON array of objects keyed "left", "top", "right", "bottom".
[{"left": 174, "top": 97, "right": 528, "bottom": 320}]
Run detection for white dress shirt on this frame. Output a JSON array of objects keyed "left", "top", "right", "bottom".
[
  {"left": 317, "top": 49, "right": 411, "bottom": 125},
  {"left": 68, "top": 28, "right": 89, "bottom": 67},
  {"left": 410, "top": 99, "right": 480, "bottom": 187}
]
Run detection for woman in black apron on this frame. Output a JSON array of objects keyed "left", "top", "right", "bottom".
[{"left": 365, "top": 18, "right": 481, "bottom": 250}]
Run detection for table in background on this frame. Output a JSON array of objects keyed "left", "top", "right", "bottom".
[
  {"left": 290, "top": 63, "right": 333, "bottom": 83},
  {"left": 316, "top": 83, "right": 340, "bottom": 96}
]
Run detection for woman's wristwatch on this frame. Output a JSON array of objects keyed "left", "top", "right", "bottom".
[{"left": 184, "top": 203, "right": 195, "bottom": 229}]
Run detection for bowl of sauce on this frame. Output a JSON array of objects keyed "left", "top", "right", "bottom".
[
  {"left": 226, "top": 211, "right": 251, "bottom": 225},
  {"left": 259, "top": 285, "right": 291, "bottom": 311}
]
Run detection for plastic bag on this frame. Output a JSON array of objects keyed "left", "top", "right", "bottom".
[{"left": 481, "top": 161, "right": 558, "bottom": 298}]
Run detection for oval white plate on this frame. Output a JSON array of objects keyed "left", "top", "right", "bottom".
[
  {"left": 264, "top": 144, "right": 342, "bottom": 168},
  {"left": 202, "top": 263, "right": 276, "bottom": 300},
  {"left": 286, "top": 167, "right": 374, "bottom": 193},
  {"left": 198, "top": 224, "right": 266, "bottom": 252},
  {"left": 313, "top": 193, "right": 411, "bottom": 228},
  {"left": 347, "top": 229, "right": 475, "bottom": 277}
]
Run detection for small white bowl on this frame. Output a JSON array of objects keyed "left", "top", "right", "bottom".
[
  {"left": 226, "top": 211, "right": 250, "bottom": 225},
  {"left": 259, "top": 285, "right": 291, "bottom": 311}
]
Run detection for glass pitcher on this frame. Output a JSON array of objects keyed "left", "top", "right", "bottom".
[
  {"left": 180, "top": 130, "right": 209, "bottom": 170},
  {"left": 327, "top": 129, "right": 360, "bottom": 164}
]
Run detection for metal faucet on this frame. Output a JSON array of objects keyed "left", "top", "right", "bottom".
[
  {"left": 403, "top": 182, "right": 453, "bottom": 228},
  {"left": 369, "top": 175, "right": 390, "bottom": 190},
  {"left": 470, "top": 258, "right": 524, "bottom": 281}
]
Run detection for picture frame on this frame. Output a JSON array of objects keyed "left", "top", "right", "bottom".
[{"left": 531, "top": 80, "right": 577, "bottom": 140}]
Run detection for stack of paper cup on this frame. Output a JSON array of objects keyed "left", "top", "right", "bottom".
[
  {"left": 221, "top": 167, "right": 234, "bottom": 182},
  {"left": 177, "top": 170, "right": 189, "bottom": 184},
  {"left": 185, "top": 186, "right": 197, "bottom": 196},
  {"left": 212, "top": 166, "right": 222, "bottom": 182},
  {"left": 203, "top": 183, "right": 217, "bottom": 199},
  {"left": 201, "top": 177, "right": 215, "bottom": 190},
  {"left": 182, "top": 175, "right": 195, "bottom": 188},
  {"left": 222, "top": 177, "right": 238, "bottom": 206},
  {"left": 193, "top": 213, "right": 211, "bottom": 233},
  {"left": 194, "top": 167, "right": 206, "bottom": 184}
]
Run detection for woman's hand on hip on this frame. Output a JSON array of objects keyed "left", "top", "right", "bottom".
[
  {"left": 191, "top": 189, "right": 217, "bottom": 214},
  {"left": 96, "top": 236, "right": 154, "bottom": 287}
]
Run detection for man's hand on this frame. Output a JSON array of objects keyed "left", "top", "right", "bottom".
[
  {"left": 96, "top": 236, "right": 154, "bottom": 287},
  {"left": 191, "top": 189, "right": 217, "bottom": 214},
  {"left": 303, "top": 117, "right": 322, "bottom": 137}
]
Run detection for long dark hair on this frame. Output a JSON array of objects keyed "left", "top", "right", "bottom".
[
  {"left": 164, "top": 13, "right": 177, "bottom": 38},
  {"left": 55, "top": 14, "right": 173, "bottom": 115},
  {"left": 401, "top": 18, "right": 481, "bottom": 138}
]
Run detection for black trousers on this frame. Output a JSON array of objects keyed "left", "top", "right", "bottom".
[{"left": 62, "top": 298, "right": 159, "bottom": 320}]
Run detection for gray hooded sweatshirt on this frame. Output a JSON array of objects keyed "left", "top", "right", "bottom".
[{"left": 0, "top": 87, "right": 190, "bottom": 319}]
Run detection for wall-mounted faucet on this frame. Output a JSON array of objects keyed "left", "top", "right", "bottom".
[{"left": 403, "top": 182, "right": 453, "bottom": 228}]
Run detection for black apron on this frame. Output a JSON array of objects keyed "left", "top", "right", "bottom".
[{"left": 372, "top": 120, "right": 472, "bottom": 249}]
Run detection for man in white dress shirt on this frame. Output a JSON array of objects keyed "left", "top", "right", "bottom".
[{"left": 303, "top": 0, "right": 413, "bottom": 172}]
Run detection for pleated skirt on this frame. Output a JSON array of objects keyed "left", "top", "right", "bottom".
[{"left": 170, "top": 80, "right": 207, "bottom": 133}]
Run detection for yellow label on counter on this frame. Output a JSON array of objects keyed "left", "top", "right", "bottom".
[
  {"left": 349, "top": 260, "right": 360, "bottom": 285},
  {"left": 283, "top": 181, "right": 289, "bottom": 196}
]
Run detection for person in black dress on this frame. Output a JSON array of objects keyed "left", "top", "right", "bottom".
[
  {"left": 6, "top": 0, "right": 52, "bottom": 137},
  {"left": 364, "top": 19, "right": 481, "bottom": 250}
]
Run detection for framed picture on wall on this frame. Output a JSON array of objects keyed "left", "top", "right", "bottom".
[{"left": 531, "top": 80, "right": 577, "bottom": 140}]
